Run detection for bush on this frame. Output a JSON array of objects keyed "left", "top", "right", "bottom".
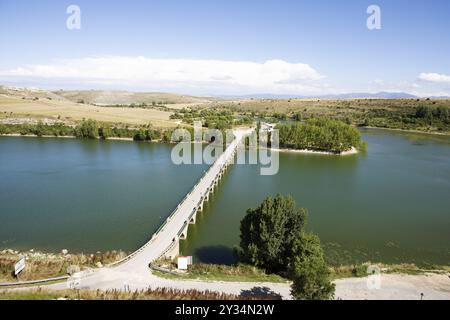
[
  {"left": 74, "top": 120, "right": 99, "bottom": 139},
  {"left": 99, "top": 127, "right": 112, "bottom": 139}
]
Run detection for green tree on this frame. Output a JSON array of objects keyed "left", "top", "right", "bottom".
[
  {"left": 99, "top": 127, "right": 112, "bottom": 139},
  {"left": 133, "top": 129, "right": 147, "bottom": 141},
  {"left": 433, "top": 107, "right": 449, "bottom": 122},
  {"left": 74, "top": 119, "right": 99, "bottom": 139},
  {"left": 292, "top": 113, "right": 302, "bottom": 121},
  {"left": 34, "top": 121, "right": 45, "bottom": 137},
  {"left": 288, "top": 234, "right": 335, "bottom": 300},
  {"left": 415, "top": 106, "right": 432, "bottom": 121},
  {"left": 239, "top": 194, "right": 335, "bottom": 300},
  {"left": 239, "top": 194, "right": 306, "bottom": 274}
]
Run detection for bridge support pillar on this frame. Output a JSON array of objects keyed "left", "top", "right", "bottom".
[
  {"left": 190, "top": 212, "right": 197, "bottom": 224},
  {"left": 164, "top": 240, "right": 180, "bottom": 260},
  {"left": 180, "top": 223, "right": 189, "bottom": 240}
]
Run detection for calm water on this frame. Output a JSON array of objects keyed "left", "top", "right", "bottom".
[
  {"left": 181, "top": 129, "right": 450, "bottom": 266},
  {"left": 1, "top": 130, "right": 449, "bottom": 266},
  {"left": 0, "top": 137, "right": 208, "bottom": 252}
]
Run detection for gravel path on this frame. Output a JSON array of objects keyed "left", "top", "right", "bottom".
[{"left": 334, "top": 273, "right": 450, "bottom": 300}]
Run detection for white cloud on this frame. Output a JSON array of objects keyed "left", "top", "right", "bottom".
[
  {"left": 418, "top": 72, "right": 450, "bottom": 84},
  {"left": 0, "top": 56, "right": 327, "bottom": 95},
  {"left": 372, "top": 79, "right": 385, "bottom": 86}
]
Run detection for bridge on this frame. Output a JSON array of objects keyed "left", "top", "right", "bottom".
[{"left": 112, "top": 128, "right": 253, "bottom": 274}]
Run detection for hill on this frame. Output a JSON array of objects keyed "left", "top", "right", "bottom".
[{"left": 53, "top": 90, "right": 214, "bottom": 106}]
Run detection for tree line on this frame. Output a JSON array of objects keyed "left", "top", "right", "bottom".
[
  {"left": 277, "top": 117, "right": 365, "bottom": 153},
  {"left": 0, "top": 120, "right": 235, "bottom": 145},
  {"left": 0, "top": 120, "right": 179, "bottom": 142},
  {"left": 170, "top": 107, "right": 254, "bottom": 130}
]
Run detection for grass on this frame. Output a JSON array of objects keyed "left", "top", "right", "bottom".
[
  {"left": 53, "top": 89, "right": 212, "bottom": 106},
  {"left": 330, "top": 262, "right": 449, "bottom": 280},
  {"left": 0, "top": 96, "right": 177, "bottom": 127},
  {"left": 0, "top": 279, "right": 67, "bottom": 289},
  {"left": 0, "top": 287, "right": 255, "bottom": 300},
  {"left": 152, "top": 260, "right": 449, "bottom": 284},
  {"left": 151, "top": 260, "right": 289, "bottom": 283},
  {"left": 0, "top": 250, "right": 127, "bottom": 283}
]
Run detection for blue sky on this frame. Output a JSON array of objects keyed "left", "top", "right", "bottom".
[{"left": 1, "top": 0, "right": 450, "bottom": 96}]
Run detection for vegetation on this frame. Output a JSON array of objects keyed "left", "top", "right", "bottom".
[
  {"left": 0, "top": 120, "right": 185, "bottom": 142},
  {"left": 329, "top": 262, "right": 450, "bottom": 280},
  {"left": 151, "top": 260, "right": 288, "bottom": 283},
  {"left": 97, "top": 102, "right": 174, "bottom": 113},
  {"left": 0, "top": 122, "right": 73, "bottom": 137},
  {"left": 237, "top": 194, "right": 335, "bottom": 300},
  {"left": 0, "top": 249, "right": 126, "bottom": 282},
  {"left": 0, "top": 287, "right": 261, "bottom": 300},
  {"left": 74, "top": 119, "right": 99, "bottom": 139},
  {"left": 170, "top": 107, "right": 234, "bottom": 129},
  {"left": 277, "top": 118, "right": 366, "bottom": 153},
  {"left": 170, "top": 107, "right": 253, "bottom": 129},
  {"left": 223, "top": 98, "right": 450, "bottom": 134},
  {"left": 287, "top": 234, "right": 336, "bottom": 300}
]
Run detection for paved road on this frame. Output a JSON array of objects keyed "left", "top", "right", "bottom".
[{"left": 46, "top": 269, "right": 292, "bottom": 299}]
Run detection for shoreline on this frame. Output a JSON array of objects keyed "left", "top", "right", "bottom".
[
  {"left": 0, "top": 133, "right": 155, "bottom": 143},
  {"left": 361, "top": 126, "right": 450, "bottom": 136},
  {"left": 264, "top": 146, "right": 358, "bottom": 156},
  {"left": 0, "top": 134, "right": 209, "bottom": 144}
]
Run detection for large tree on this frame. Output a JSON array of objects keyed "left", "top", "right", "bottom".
[
  {"left": 288, "top": 234, "right": 335, "bottom": 300},
  {"left": 239, "top": 194, "right": 335, "bottom": 300},
  {"left": 74, "top": 119, "right": 99, "bottom": 139},
  {"left": 239, "top": 194, "right": 306, "bottom": 274}
]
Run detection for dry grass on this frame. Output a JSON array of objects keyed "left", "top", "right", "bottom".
[
  {"left": 0, "top": 96, "right": 177, "bottom": 127},
  {"left": 221, "top": 98, "right": 450, "bottom": 114},
  {"left": 0, "top": 287, "right": 252, "bottom": 300},
  {"left": 0, "top": 250, "right": 126, "bottom": 282},
  {"left": 152, "top": 260, "right": 289, "bottom": 283},
  {"left": 54, "top": 90, "right": 213, "bottom": 105},
  {"left": 330, "top": 262, "right": 450, "bottom": 280}
]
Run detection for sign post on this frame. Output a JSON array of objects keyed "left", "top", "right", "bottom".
[
  {"left": 14, "top": 257, "right": 26, "bottom": 278},
  {"left": 177, "top": 256, "right": 193, "bottom": 270}
]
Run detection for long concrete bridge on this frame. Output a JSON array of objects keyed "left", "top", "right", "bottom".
[{"left": 112, "top": 128, "right": 253, "bottom": 274}]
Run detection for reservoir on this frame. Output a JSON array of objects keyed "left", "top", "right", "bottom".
[
  {"left": 0, "top": 138, "right": 208, "bottom": 253},
  {"left": 1, "top": 129, "right": 449, "bottom": 266},
  {"left": 181, "top": 129, "right": 450, "bottom": 266}
]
